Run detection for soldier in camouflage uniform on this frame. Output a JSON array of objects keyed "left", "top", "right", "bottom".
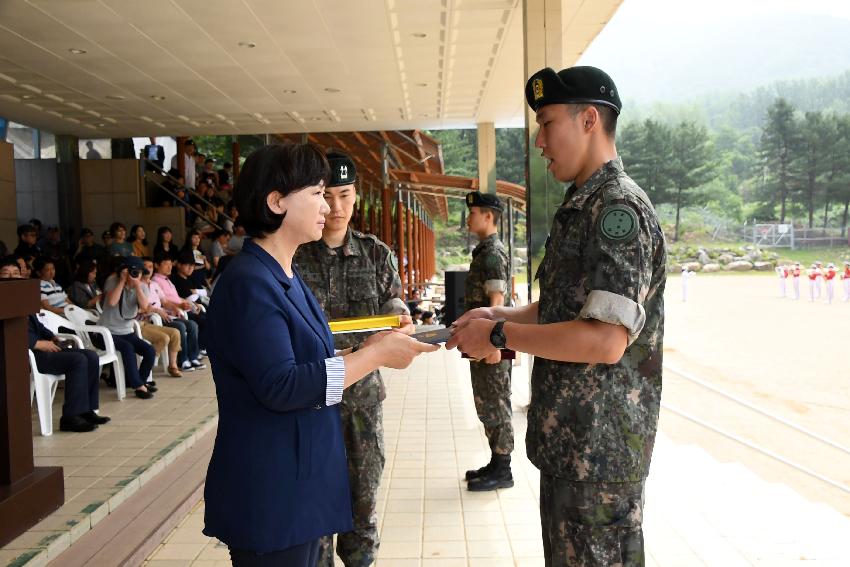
[
  {"left": 462, "top": 191, "right": 515, "bottom": 491},
  {"left": 447, "top": 66, "right": 666, "bottom": 566},
  {"left": 295, "top": 151, "right": 410, "bottom": 567}
]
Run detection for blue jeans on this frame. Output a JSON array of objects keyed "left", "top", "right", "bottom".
[
  {"left": 111, "top": 333, "right": 156, "bottom": 388},
  {"left": 166, "top": 319, "right": 199, "bottom": 364}
]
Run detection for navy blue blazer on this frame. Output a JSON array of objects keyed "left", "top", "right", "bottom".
[{"left": 203, "top": 239, "right": 353, "bottom": 552}]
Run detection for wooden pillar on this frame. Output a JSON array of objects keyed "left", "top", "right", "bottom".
[
  {"left": 395, "top": 192, "right": 406, "bottom": 297},
  {"left": 383, "top": 185, "right": 393, "bottom": 246},
  {"left": 406, "top": 197, "right": 415, "bottom": 296},
  {"left": 410, "top": 200, "right": 419, "bottom": 291},
  {"left": 418, "top": 214, "right": 426, "bottom": 285},
  {"left": 0, "top": 279, "right": 64, "bottom": 546}
]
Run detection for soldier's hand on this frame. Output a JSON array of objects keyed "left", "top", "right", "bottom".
[
  {"left": 397, "top": 314, "right": 416, "bottom": 335},
  {"left": 483, "top": 350, "right": 502, "bottom": 364},
  {"left": 372, "top": 332, "right": 439, "bottom": 369},
  {"left": 445, "top": 318, "right": 498, "bottom": 360},
  {"left": 451, "top": 307, "right": 495, "bottom": 329}
]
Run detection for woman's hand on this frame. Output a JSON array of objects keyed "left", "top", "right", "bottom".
[{"left": 368, "top": 332, "right": 439, "bottom": 369}]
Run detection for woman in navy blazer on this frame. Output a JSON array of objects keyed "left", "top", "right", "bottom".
[{"left": 203, "top": 143, "right": 436, "bottom": 567}]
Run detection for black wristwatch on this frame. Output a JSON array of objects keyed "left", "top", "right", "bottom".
[{"left": 489, "top": 320, "right": 507, "bottom": 349}]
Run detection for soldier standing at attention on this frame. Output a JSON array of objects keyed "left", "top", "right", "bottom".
[
  {"left": 295, "top": 151, "right": 412, "bottom": 567},
  {"left": 447, "top": 66, "right": 667, "bottom": 566},
  {"left": 792, "top": 262, "right": 802, "bottom": 300},
  {"left": 462, "top": 191, "right": 514, "bottom": 491}
]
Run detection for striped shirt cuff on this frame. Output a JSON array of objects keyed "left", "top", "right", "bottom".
[{"left": 325, "top": 356, "right": 345, "bottom": 406}]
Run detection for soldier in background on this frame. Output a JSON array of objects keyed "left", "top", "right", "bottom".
[
  {"left": 462, "top": 191, "right": 514, "bottom": 491},
  {"left": 296, "top": 151, "right": 412, "bottom": 567},
  {"left": 681, "top": 266, "right": 696, "bottom": 302},
  {"left": 807, "top": 263, "right": 818, "bottom": 302},
  {"left": 814, "top": 261, "right": 824, "bottom": 300},
  {"left": 448, "top": 66, "right": 666, "bottom": 566}
]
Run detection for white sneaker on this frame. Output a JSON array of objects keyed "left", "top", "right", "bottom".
[{"left": 181, "top": 361, "right": 196, "bottom": 372}]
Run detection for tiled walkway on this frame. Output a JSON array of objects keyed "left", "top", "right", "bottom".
[
  {"left": 0, "top": 367, "right": 217, "bottom": 567},
  {"left": 144, "top": 348, "right": 850, "bottom": 567}
]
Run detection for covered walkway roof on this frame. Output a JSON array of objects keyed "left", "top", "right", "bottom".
[{"left": 0, "top": 0, "right": 622, "bottom": 138}]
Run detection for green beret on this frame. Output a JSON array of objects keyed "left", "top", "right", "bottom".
[
  {"left": 326, "top": 150, "right": 357, "bottom": 187},
  {"left": 525, "top": 66, "right": 621, "bottom": 114},
  {"left": 465, "top": 191, "right": 503, "bottom": 212}
]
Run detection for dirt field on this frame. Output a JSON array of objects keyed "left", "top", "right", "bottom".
[{"left": 661, "top": 274, "right": 850, "bottom": 514}]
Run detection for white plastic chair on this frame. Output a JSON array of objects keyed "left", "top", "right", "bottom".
[
  {"left": 60, "top": 306, "right": 128, "bottom": 400},
  {"left": 148, "top": 313, "right": 170, "bottom": 373},
  {"left": 28, "top": 333, "right": 84, "bottom": 436}
]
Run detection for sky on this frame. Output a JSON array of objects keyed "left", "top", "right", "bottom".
[{"left": 578, "top": 0, "right": 850, "bottom": 104}]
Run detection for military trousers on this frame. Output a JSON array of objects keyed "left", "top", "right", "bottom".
[
  {"left": 469, "top": 359, "right": 514, "bottom": 455},
  {"left": 318, "top": 402, "right": 385, "bottom": 567},
  {"left": 540, "top": 475, "right": 645, "bottom": 567}
]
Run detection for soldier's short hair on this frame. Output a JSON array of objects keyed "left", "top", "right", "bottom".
[{"left": 569, "top": 103, "right": 618, "bottom": 137}]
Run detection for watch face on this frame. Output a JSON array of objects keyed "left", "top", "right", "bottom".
[{"left": 490, "top": 322, "right": 507, "bottom": 348}]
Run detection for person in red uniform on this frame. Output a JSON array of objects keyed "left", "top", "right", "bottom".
[
  {"left": 791, "top": 262, "right": 801, "bottom": 300},
  {"left": 807, "top": 264, "right": 818, "bottom": 302},
  {"left": 813, "top": 261, "right": 824, "bottom": 300},
  {"left": 824, "top": 262, "right": 837, "bottom": 304},
  {"left": 841, "top": 261, "right": 850, "bottom": 302}
]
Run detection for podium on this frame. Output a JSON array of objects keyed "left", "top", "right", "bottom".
[{"left": 0, "top": 278, "right": 64, "bottom": 546}]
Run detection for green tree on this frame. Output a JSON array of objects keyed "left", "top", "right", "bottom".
[
  {"left": 824, "top": 114, "right": 850, "bottom": 230},
  {"left": 668, "top": 121, "right": 716, "bottom": 241},
  {"left": 794, "top": 111, "right": 829, "bottom": 228},
  {"left": 759, "top": 98, "right": 800, "bottom": 222}
]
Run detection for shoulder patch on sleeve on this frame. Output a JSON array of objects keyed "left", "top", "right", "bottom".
[{"left": 599, "top": 204, "right": 639, "bottom": 242}]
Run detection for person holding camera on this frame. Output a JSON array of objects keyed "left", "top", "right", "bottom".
[{"left": 98, "top": 256, "right": 157, "bottom": 399}]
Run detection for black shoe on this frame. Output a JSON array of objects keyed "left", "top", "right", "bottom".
[
  {"left": 134, "top": 388, "right": 154, "bottom": 399},
  {"left": 146, "top": 380, "right": 157, "bottom": 388},
  {"left": 101, "top": 373, "right": 116, "bottom": 388},
  {"left": 59, "top": 415, "right": 98, "bottom": 433},
  {"left": 465, "top": 458, "right": 495, "bottom": 482},
  {"left": 144, "top": 383, "right": 158, "bottom": 393},
  {"left": 467, "top": 455, "right": 513, "bottom": 491},
  {"left": 190, "top": 360, "right": 206, "bottom": 370},
  {"left": 82, "top": 411, "right": 111, "bottom": 425}
]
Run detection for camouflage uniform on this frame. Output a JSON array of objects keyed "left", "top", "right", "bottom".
[
  {"left": 465, "top": 233, "right": 513, "bottom": 456},
  {"left": 530, "top": 158, "right": 666, "bottom": 566},
  {"left": 295, "top": 229, "right": 406, "bottom": 567}
]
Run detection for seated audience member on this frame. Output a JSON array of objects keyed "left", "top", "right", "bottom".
[
  {"left": 68, "top": 260, "right": 102, "bottom": 310},
  {"left": 153, "top": 226, "right": 180, "bottom": 262},
  {"left": 208, "top": 229, "right": 232, "bottom": 268},
  {"left": 0, "top": 240, "right": 7, "bottom": 257},
  {"left": 152, "top": 254, "right": 205, "bottom": 371},
  {"left": 421, "top": 311, "right": 435, "bottom": 325},
  {"left": 101, "top": 229, "right": 113, "bottom": 252},
  {"left": 98, "top": 256, "right": 157, "bottom": 399},
  {"left": 222, "top": 203, "right": 237, "bottom": 234},
  {"left": 138, "top": 258, "right": 183, "bottom": 377},
  {"left": 181, "top": 230, "right": 210, "bottom": 287},
  {"left": 217, "top": 161, "right": 233, "bottom": 187},
  {"left": 74, "top": 228, "right": 106, "bottom": 267},
  {"left": 411, "top": 307, "right": 423, "bottom": 324},
  {"left": 1, "top": 256, "right": 21, "bottom": 278},
  {"left": 228, "top": 222, "right": 247, "bottom": 253},
  {"left": 16, "top": 255, "right": 32, "bottom": 279},
  {"left": 28, "top": 218, "right": 46, "bottom": 248},
  {"left": 41, "top": 226, "right": 71, "bottom": 287},
  {"left": 34, "top": 256, "right": 70, "bottom": 315},
  {"left": 14, "top": 224, "right": 40, "bottom": 262},
  {"left": 200, "top": 158, "right": 219, "bottom": 190},
  {"left": 170, "top": 253, "right": 208, "bottom": 342},
  {"left": 28, "top": 311, "right": 110, "bottom": 432},
  {"left": 107, "top": 223, "right": 134, "bottom": 257},
  {"left": 128, "top": 225, "right": 150, "bottom": 257}
]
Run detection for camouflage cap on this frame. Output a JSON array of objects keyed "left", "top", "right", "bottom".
[
  {"left": 525, "top": 66, "right": 622, "bottom": 114},
  {"left": 465, "top": 191, "right": 503, "bottom": 212},
  {"left": 326, "top": 150, "right": 357, "bottom": 187}
]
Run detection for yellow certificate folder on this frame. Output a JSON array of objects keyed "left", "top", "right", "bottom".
[{"left": 328, "top": 314, "right": 402, "bottom": 334}]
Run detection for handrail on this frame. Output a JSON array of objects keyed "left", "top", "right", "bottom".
[{"left": 140, "top": 156, "right": 234, "bottom": 230}]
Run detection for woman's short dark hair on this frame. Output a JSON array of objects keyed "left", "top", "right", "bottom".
[
  {"left": 234, "top": 143, "right": 330, "bottom": 238},
  {"left": 74, "top": 260, "right": 97, "bottom": 282},
  {"left": 183, "top": 229, "right": 201, "bottom": 251},
  {"left": 128, "top": 224, "right": 147, "bottom": 245},
  {"left": 109, "top": 222, "right": 126, "bottom": 237}
]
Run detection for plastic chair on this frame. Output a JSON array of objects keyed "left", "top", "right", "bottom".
[
  {"left": 148, "top": 313, "right": 170, "bottom": 373},
  {"left": 28, "top": 333, "right": 84, "bottom": 436},
  {"left": 60, "top": 306, "right": 128, "bottom": 400}
]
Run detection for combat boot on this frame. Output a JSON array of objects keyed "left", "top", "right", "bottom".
[
  {"left": 467, "top": 454, "right": 513, "bottom": 491},
  {"left": 464, "top": 453, "right": 495, "bottom": 481}
]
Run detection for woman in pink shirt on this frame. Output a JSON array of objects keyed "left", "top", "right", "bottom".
[{"left": 152, "top": 254, "right": 205, "bottom": 371}]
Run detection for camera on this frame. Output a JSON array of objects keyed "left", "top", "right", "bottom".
[{"left": 128, "top": 267, "right": 142, "bottom": 278}]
